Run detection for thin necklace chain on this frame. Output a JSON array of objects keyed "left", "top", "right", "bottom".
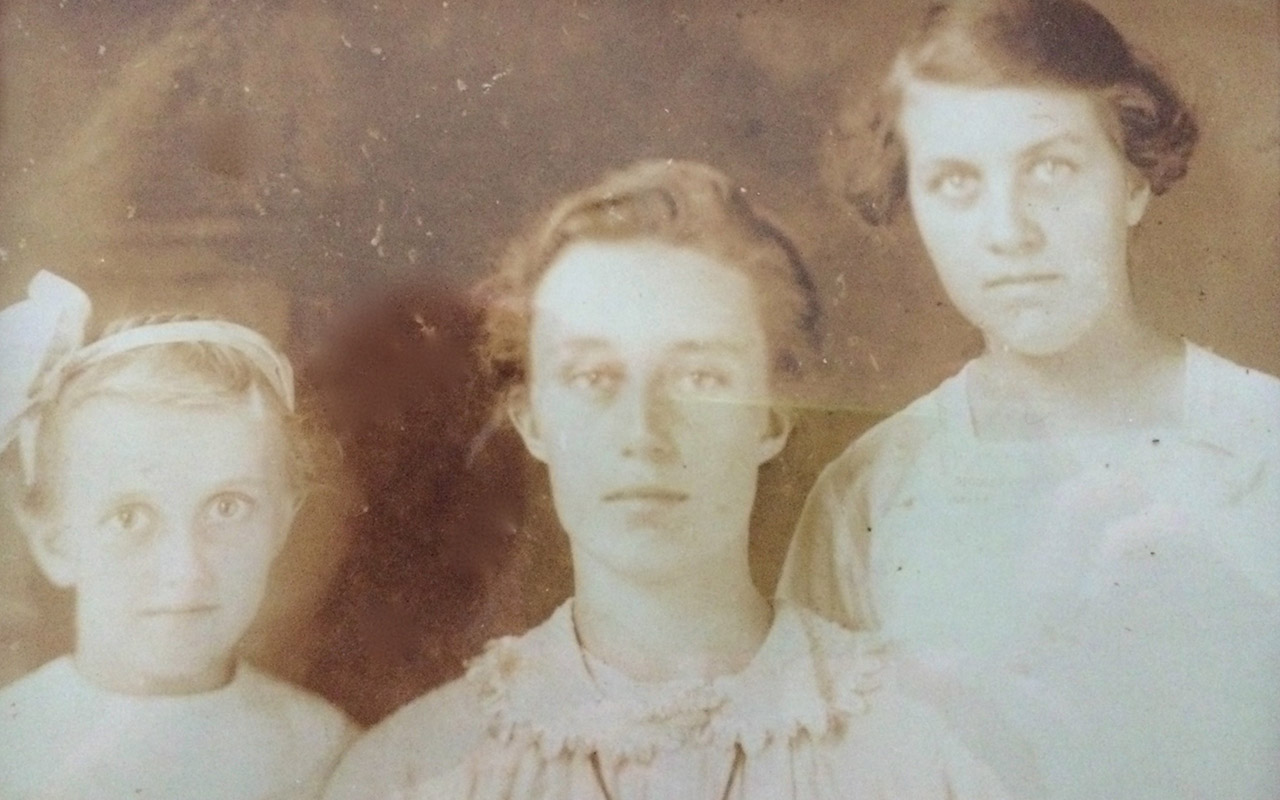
[{"left": 588, "top": 744, "right": 745, "bottom": 800}]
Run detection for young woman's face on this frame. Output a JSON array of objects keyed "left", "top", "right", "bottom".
[
  {"left": 40, "top": 393, "right": 294, "bottom": 694},
  {"left": 899, "top": 80, "right": 1151, "bottom": 357},
  {"left": 513, "top": 239, "right": 788, "bottom": 583}
]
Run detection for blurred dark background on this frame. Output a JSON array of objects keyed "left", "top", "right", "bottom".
[{"left": 1, "top": 0, "right": 1275, "bottom": 723}]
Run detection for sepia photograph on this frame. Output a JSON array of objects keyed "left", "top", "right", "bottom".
[{"left": 0, "top": 1, "right": 1277, "bottom": 798}]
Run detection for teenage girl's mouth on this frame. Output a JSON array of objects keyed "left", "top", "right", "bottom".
[{"left": 603, "top": 487, "right": 689, "bottom": 503}]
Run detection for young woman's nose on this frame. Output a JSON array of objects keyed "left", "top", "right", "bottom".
[
  {"left": 619, "top": 373, "right": 678, "bottom": 462},
  {"left": 983, "top": 178, "right": 1046, "bottom": 257}
]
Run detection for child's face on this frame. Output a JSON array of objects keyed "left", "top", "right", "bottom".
[{"left": 38, "top": 393, "right": 295, "bottom": 694}]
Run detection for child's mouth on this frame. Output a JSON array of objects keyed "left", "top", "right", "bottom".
[{"left": 140, "top": 604, "right": 219, "bottom": 617}]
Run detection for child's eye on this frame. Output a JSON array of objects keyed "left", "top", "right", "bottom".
[
  {"left": 103, "top": 504, "right": 156, "bottom": 538},
  {"left": 206, "top": 493, "right": 256, "bottom": 524},
  {"left": 925, "top": 166, "right": 980, "bottom": 203},
  {"left": 1028, "top": 156, "right": 1077, "bottom": 184}
]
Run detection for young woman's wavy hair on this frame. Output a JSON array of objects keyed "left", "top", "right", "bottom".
[
  {"left": 477, "top": 159, "right": 822, "bottom": 397},
  {"left": 832, "top": 0, "right": 1199, "bottom": 225}
]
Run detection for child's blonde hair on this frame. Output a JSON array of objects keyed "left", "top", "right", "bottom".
[{"left": 17, "top": 313, "right": 311, "bottom": 520}]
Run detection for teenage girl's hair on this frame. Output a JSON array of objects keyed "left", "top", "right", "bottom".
[{"left": 834, "top": 0, "right": 1199, "bottom": 224}]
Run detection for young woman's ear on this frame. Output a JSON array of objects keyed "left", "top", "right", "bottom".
[
  {"left": 1125, "top": 171, "right": 1152, "bottom": 227},
  {"left": 20, "top": 514, "right": 77, "bottom": 589},
  {"left": 506, "top": 386, "right": 548, "bottom": 463},
  {"left": 756, "top": 407, "right": 794, "bottom": 465},
  {"left": 270, "top": 499, "right": 300, "bottom": 557}
]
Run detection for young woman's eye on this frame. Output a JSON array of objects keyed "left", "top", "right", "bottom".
[
  {"left": 1028, "top": 156, "right": 1076, "bottom": 184},
  {"left": 206, "top": 492, "right": 256, "bottom": 524},
  {"left": 675, "top": 367, "right": 731, "bottom": 394},
  {"left": 925, "top": 167, "right": 980, "bottom": 203},
  {"left": 566, "top": 365, "right": 622, "bottom": 394}
]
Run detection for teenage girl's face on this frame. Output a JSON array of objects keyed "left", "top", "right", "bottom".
[
  {"left": 899, "top": 80, "right": 1151, "bottom": 357},
  {"left": 41, "top": 394, "right": 294, "bottom": 694},
  {"left": 512, "top": 239, "right": 789, "bottom": 584}
]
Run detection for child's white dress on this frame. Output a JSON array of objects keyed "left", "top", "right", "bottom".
[
  {"left": 778, "top": 342, "right": 1280, "bottom": 800},
  {"left": 0, "top": 656, "right": 358, "bottom": 800},
  {"left": 325, "top": 600, "right": 1010, "bottom": 800}
]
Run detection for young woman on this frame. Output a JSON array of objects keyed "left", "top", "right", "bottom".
[
  {"left": 778, "top": 2, "right": 1280, "bottom": 799},
  {"left": 324, "top": 160, "right": 1009, "bottom": 799}
]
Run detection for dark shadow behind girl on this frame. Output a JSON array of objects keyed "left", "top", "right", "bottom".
[{"left": 302, "top": 284, "right": 528, "bottom": 726}]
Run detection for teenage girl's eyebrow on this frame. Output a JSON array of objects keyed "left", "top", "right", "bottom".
[{"left": 1023, "top": 132, "right": 1087, "bottom": 157}]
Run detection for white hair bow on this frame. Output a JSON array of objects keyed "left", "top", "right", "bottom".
[
  {"left": 0, "top": 271, "right": 92, "bottom": 484},
  {"left": 0, "top": 270, "right": 296, "bottom": 486}
]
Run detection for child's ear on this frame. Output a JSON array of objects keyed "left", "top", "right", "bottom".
[
  {"left": 19, "top": 513, "right": 78, "bottom": 589},
  {"left": 756, "top": 407, "right": 793, "bottom": 465},
  {"left": 507, "top": 386, "right": 548, "bottom": 464}
]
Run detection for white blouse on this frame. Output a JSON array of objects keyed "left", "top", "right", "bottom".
[
  {"left": 327, "top": 601, "right": 1010, "bottom": 800},
  {"left": 778, "top": 342, "right": 1280, "bottom": 799}
]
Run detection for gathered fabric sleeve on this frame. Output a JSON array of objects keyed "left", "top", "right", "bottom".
[
  {"left": 938, "top": 720, "right": 1025, "bottom": 800},
  {"left": 838, "top": 680, "right": 1022, "bottom": 800},
  {"left": 323, "top": 677, "right": 488, "bottom": 800},
  {"left": 776, "top": 412, "right": 932, "bottom": 630}
]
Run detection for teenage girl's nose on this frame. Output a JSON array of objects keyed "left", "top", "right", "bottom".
[
  {"left": 983, "top": 177, "right": 1046, "bottom": 257},
  {"left": 619, "top": 371, "right": 678, "bottom": 463}
]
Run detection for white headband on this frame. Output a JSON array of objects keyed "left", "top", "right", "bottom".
[{"left": 0, "top": 271, "right": 295, "bottom": 485}]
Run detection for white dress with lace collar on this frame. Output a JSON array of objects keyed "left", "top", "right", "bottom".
[{"left": 326, "top": 601, "right": 1009, "bottom": 800}]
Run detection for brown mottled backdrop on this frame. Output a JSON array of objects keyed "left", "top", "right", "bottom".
[{"left": 1, "top": 0, "right": 1275, "bottom": 723}]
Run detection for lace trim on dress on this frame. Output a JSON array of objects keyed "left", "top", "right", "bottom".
[{"left": 464, "top": 602, "right": 884, "bottom": 766}]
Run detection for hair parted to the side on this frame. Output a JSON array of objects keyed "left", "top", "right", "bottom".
[
  {"left": 18, "top": 313, "right": 316, "bottom": 519},
  {"left": 477, "top": 159, "right": 822, "bottom": 395},
  {"left": 831, "top": 0, "right": 1199, "bottom": 225}
]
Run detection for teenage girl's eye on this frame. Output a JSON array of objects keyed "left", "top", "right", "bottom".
[
  {"left": 103, "top": 504, "right": 156, "bottom": 537},
  {"left": 1028, "top": 156, "right": 1077, "bottom": 184},
  {"left": 206, "top": 492, "right": 256, "bottom": 524},
  {"left": 925, "top": 167, "right": 980, "bottom": 203}
]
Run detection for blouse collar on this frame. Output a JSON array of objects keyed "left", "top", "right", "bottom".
[
  {"left": 939, "top": 341, "right": 1264, "bottom": 454},
  {"left": 464, "top": 601, "right": 882, "bottom": 765}
]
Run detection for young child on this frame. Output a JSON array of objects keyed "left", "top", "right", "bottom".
[{"left": 0, "top": 271, "right": 357, "bottom": 799}]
